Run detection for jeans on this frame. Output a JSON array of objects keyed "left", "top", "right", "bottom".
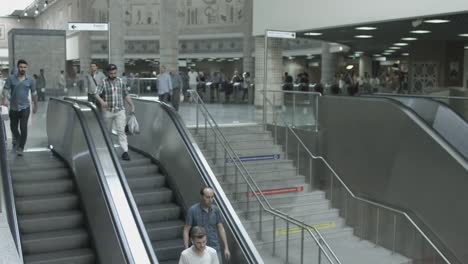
[
  {"left": 103, "top": 110, "right": 128, "bottom": 152},
  {"left": 9, "top": 108, "right": 30, "bottom": 149}
]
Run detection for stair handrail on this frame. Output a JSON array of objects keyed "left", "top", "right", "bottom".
[
  {"left": 260, "top": 90, "right": 452, "bottom": 264},
  {"left": 190, "top": 90, "right": 341, "bottom": 264},
  {"left": 0, "top": 115, "right": 23, "bottom": 263}
]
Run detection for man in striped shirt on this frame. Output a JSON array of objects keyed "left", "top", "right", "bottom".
[{"left": 95, "top": 64, "right": 135, "bottom": 161}]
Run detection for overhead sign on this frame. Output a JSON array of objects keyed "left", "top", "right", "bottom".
[
  {"left": 266, "top": 30, "right": 296, "bottom": 39},
  {"left": 68, "top": 22, "right": 108, "bottom": 31}
]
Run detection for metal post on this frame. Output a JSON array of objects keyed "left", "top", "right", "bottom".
[
  {"left": 300, "top": 227, "right": 305, "bottom": 264},
  {"left": 234, "top": 165, "right": 239, "bottom": 200},
  {"left": 258, "top": 207, "right": 263, "bottom": 240},
  {"left": 329, "top": 175, "right": 334, "bottom": 208},
  {"left": 286, "top": 221, "right": 289, "bottom": 264},
  {"left": 262, "top": 30, "right": 268, "bottom": 126},
  {"left": 273, "top": 215, "right": 277, "bottom": 256},
  {"left": 107, "top": 7, "right": 111, "bottom": 64},
  {"left": 360, "top": 203, "right": 365, "bottom": 239},
  {"left": 376, "top": 208, "right": 380, "bottom": 247},
  {"left": 318, "top": 247, "right": 322, "bottom": 264},
  {"left": 246, "top": 181, "right": 250, "bottom": 218},
  {"left": 223, "top": 149, "right": 228, "bottom": 182},
  {"left": 392, "top": 214, "right": 397, "bottom": 254},
  {"left": 296, "top": 142, "right": 300, "bottom": 176},
  {"left": 315, "top": 94, "right": 319, "bottom": 132},
  {"left": 285, "top": 126, "right": 289, "bottom": 159},
  {"left": 213, "top": 132, "right": 217, "bottom": 165},
  {"left": 204, "top": 117, "right": 207, "bottom": 149},
  {"left": 344, "top": 193, "right": 348, "bottom": 220},
  {"left": 292, "top": 93, "right": 296, "bottom": 127},
  {"left": 309, "top": 158, "right": 312, "bottom": 186},
  {"left": 196, "top": 96, "right": 199, "bottom": 133}
]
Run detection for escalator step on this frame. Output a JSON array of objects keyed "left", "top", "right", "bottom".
[
  {"left": 127, "top": 175, "right": 166, "bottom": 190},
  {"left": 133, "top": 188, "right": 173, "bottom": 206},
  {"left": 139, "top": 203, "right": 181, "bottom": 223},
  {"left": 14, "top": 179, "right": 74, "bottom": 197},
  {"left": 12, "top": 167, "right": 69, "bottom": 182},
  {"left": 19, "top": 210, "right": 84, "bottom": 234},
  {"left": 122, "top": 165, "right": 159, "bottom": 176},
  {"left": 145, "top": 220, "right": 185, "bottom": 241},
  {"left": 23, "top": 248, "right": 95, "bottom": 264},
  {"left": 22, "top": 228, "right": 90, "bottom": 255},
  {"left": 153, "top": 239, "right": 185, "bottom": 262},
  {"left": 16, "top": 193, "right": 79, "bottom": 215}
]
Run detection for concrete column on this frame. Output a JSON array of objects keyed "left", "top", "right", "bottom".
[
  {"left": 78, "top": 0, "right": 91, "bottom": 73},
  {"left": 359, "top": 55, "right": 372, "bottom": 77},
  {"left": 254, "top": 36, "right": 283, "bottom": 107},
  {"left": 109, "top": 0, "right": 125, "bottom": 72},
  {"left": 159, "top": 0, "right": 179, "bottom": 71},
  {"left": 464, "top": 49, "right": 468, "bottom": 88},
  {"left": 321, "top": 42, "right": 338, "bottom": 85},
  {"left": 242, "top": 0, "right": 254, "bottom": 75}
]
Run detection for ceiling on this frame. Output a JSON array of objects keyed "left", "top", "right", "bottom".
[{"left": 296, "top": 12, "right": 468, "bottom": 58}]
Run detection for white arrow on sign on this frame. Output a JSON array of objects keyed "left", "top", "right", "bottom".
[
  {"left": 266, "top": 30, "right": 296, "bottom": 39},
  {"left": 68, "top": 22, "right": 108, "bottom": 31}
]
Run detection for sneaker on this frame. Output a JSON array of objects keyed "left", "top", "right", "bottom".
[
  {"left": 122, "top": 152, "right": 131, "bottom": 161},
  {"left": 16, "top": 147, "right": 24, "bottom": 156}
]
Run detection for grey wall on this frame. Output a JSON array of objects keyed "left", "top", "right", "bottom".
[{"left": 9, "top": 29, "right": 66, "bottom": 90}]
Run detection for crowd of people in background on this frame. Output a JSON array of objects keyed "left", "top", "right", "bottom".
[{"left": 282, "top": 65, "right": 410, "bottom": 96}]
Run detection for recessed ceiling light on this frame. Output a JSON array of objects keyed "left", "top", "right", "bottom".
[
  {"left": 373, "top": 54, "right": 382, "bottom": 57},
  {"left": 383, "top": 53, "right": 391, "bottom": 55},
  {"left": 394, "top": 43, "right": 408, "bottom": 46},
  {"left": 355, "top": 26, "right": 377, "bottom": 31},
  {"left": 465, "top": 46, "right": 468, "bottom": 49},
  {"left": 411, "top": 30, "right": 431, "bottom": 34},
  {"left": 385, "top": 50, "right": 396, "bottom": 53},
  {"left": 389, "top": 47, "right": 400, "bottom": 50},
  {"left": 424, "top": 19, "right": 450, "bottom": 24},
  {"left": 402, "top": 53, "right": 410, "bottom": 56},
  {"left": 346, "top": 65, "right": 355, "bottom": 70},
  {"left": 305, "top": 32, "right": 322, "bottom": 36},
  {"left": 355, "top": 51, "right": 364, "bottom": 54},
  {"left": 355, "top": 35, "right": 373, "bottom": 38},
  {"left": 401, "top": 37, "right": 417, "bottom": 41},
  {"left": 459, "top": 33, "right": 468, "bottom": 37}
]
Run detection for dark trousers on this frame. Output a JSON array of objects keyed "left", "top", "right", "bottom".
[
  {"left": 159, "top": 93, "right": 170, "bottom": 103},
  {"left": 172, "top": 88, "right": 181, "bottom": 111},
  {"left": 9, "top": 108, "right": 30, "bottom": 149}
]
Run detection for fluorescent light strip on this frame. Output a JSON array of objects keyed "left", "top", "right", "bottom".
[
  {"left": 402, "top": 53, "right": 410, "bottom": 56},
  {"left": 355, "top": 35, "right": 373, "bottom": 38},
  {"left": 305, "top": 32, "right": 322, "bottom": 36},
  {"left": 355, "top": 26, "right": 377, "bottom": 30},
  {"left": 424, "top": 19, "right": 450, "bottom": 24},
  {"left": 401, "top": 37, "right": 417, "bottom": 41},
  {"left": 389, "top": 47, "right": 400, "bottom": 50},
  {"left": 394, "top": 43, "right": 408, "bottom": 46},
  {"left": 459, "top": 34, "right": 468, "bottom": 37},
  {"left": 411, "top": 30, "right": 431, "bottom": 34}
]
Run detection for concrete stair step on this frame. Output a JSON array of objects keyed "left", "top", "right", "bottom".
[
  {"left": 19, "top": 210, "right": 84, "bottom": 234},
  {"left": 190, "top": 125, "right": 265, "bottom": 134},
  {"left": 22, "top": 229, "right": 90, "bottom": 255},
  {"left": 218, "top": 168, "right": 300, "bottom": 182},
  {"left": 199, "top": 139, "right": 275, "bottom": 149},
  {"left": 236, "top": 198, "right": 330, "bottom": 218},
  {"left": 209, "top": 159, "right": 294, "bottom": 172},
  {"left": 231, "top": 191, "right": 327, "bottom": 210},
  {"left": 23, "top": 248, "right": 95, "bottom": 264},
  {"left": 220, "top": 176, "right": 307, "bottom": 194},
  {"left": 193, "top": 132, "right": 273, "bottom": 142},
  {"left": 12, "top": 167, "right": 69, "bottom": 182}
]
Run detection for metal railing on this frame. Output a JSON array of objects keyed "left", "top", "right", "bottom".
[
  {"left": 260, "top": 90, "right": 451, "bottom": 264},
  {"left": 190, "top": 90, "right": 341, "bottom": 264},
  {"left": 0, "top": 115, "right": 23, "bottom": 263}
]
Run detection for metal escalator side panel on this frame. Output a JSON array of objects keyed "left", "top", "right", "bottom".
[
  {"left": 127, "top": 98, "right": 263, "bottom": 264},
  {"left": 0, "top": 114, "right": 23, "bottom": 263},
  {"left": 46, "top": 98, "right": 153, "bottom": 264}
]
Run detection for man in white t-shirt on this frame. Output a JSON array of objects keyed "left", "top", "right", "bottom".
[
  {"left": 179, "top": 226, "right": 219, "bottom": 264},
  {"left": 188, "top": 68, "right": 199, "bottom": 91}
]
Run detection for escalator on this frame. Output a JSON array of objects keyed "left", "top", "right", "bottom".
[
  {"left": 67, "top": 97, "right": 263, "bottom": 264},
  {"left": 12, "top": 152, "right": 96, "bottom": 263},
  {"left": 0, "top": 98, "right": 156, "bottom": 263},
  {"left": 372, "top": 94, "right": 468, "bottom": 159}
]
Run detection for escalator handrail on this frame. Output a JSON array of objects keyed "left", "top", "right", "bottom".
[
  {"left": 0, "top": 114, "right": 23, "bottom": 263},
  {"left": 49, "top": 98, "right": 136, "bottom": 263},
  {"left": 263, "top": 93, "right": 453, "bottom": 263},
  {"left": 64, "top": 97, "right": 158, "bottom": 263},
  {"left": 188, "top": 91, "right": 339, "bottom": 263},
  {"left": 133, "top": 97, "right": 264, "bottom": 264}
]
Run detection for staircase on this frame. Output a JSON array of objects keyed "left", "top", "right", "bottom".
[
  {"left": 119, "top": 149, "right": 184, "bottom": 264},
  {"left": 11, "top": 151, "right": 96, "bottom": 264},
  {"left": 190, "top": 124, "right": 410, "bottom": 264}
]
